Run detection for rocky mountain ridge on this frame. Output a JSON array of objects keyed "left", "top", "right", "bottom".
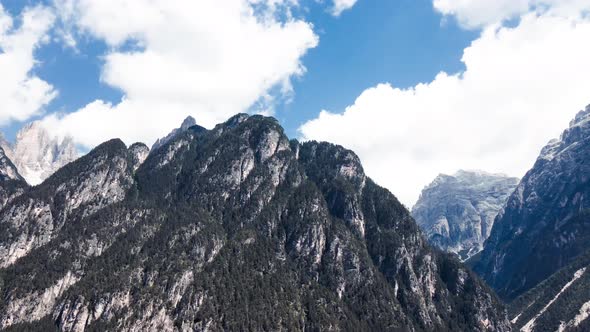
[
  {"left": 412, "top": 170, "right": 519, "bottom": 260},
  {"left": 0, "top": 114, "right": 510, "bottom": 331},
  {"left": 475, "top": 104, "right": 590, "bottom": 301}
]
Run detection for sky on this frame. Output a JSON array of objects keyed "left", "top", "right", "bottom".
[{"left": 0, "top": 0, "right": 589, "bottom": 207}]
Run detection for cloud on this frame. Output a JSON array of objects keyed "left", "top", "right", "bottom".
[
  {"left": 0, "top": 4, "right": 56, "bottom": 125},
  {"left": 43, "top": 0, "right": 318, "bottom": 148},
  {"left": 299, "top": 12, "right": 590, "bottom": 207},
  {"left": 331, "top": 0, "right": 358, "bottom": 16},
  {"left": 433, "top": 0, "right": 590, "bottom": 28}
]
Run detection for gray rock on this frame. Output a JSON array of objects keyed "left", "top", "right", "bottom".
[{"left": 412, "top": 170, "right": 519, "bottom": 260}]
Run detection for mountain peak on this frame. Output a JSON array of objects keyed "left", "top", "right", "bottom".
[
  {"left": 151, "top": 116, "right": 205, "bottom": 153},
  {"left": 1, "top": 121, "right": 79, "bottom": 185},
  {"left": 180, "top": 116, "right": 196, "bottom": 130},
  {"left": 413, "top": 170, "right": 519, "bottom": 260}
]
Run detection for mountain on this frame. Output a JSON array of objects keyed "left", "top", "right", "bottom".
[
  {"left": 0, "top": 122, "right": 78, "bottom": 186},
  {"left": 509, "top": 249, "right": 590, "bottom": 332},
  {"left": 0, "top": 114, "right": 510, "bottom": 331},
  {"left": 474, "top": 105, "right": 590, "bottom": 301},
  {"left": 0, "top": 147, "right": 27, "bottom": 210},
  {"left": 151, "top": 116, "right": 198, "bottom": 153},
  {"left": 412, "top": 170, "right": 519, "bottom": 261}
]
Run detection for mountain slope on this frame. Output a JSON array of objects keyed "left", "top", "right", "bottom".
[
  {"left": 509, "top": 248, "right": 590, "bottom": 332},
  {"left": 0, "top": 147, "right": 27, "bottom": 211},
  {"left": 474, "top": 105, "right": 590, "bottom": 301},
  {"left": 0, "top": 114, "right": 510, "bottom": 331},
  {"left": 412, "top": 170, "right": 518, "bottom": 260},
  {"left": 0, "top": 139, "right": 142, "bottom": 269}
]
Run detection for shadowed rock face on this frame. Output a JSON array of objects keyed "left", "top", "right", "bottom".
[
  {"left": 509, "top": 249, "right": 590, "bottom": 332},
  {"left": 412, "top": 170, "right": 519, "bottom": 260},
  {"left": 0, "top": 147, "right": 27, "bottom": 211},
  {"left": 475, "top": 104, "right": 590, "bottom": 301},
  {"left": 0, "top": 114, "right": 510, "bottom": 332}
]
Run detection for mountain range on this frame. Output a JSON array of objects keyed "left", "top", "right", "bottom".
[
  {"left": 0, "top": 114, "right": 510, "bottom": 331},
  {"left": 2, "top": 104, "right": 590, "bottom": 331}
]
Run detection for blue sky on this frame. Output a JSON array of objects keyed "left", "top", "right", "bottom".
[
  {"left": 0, "top": 0, "right": 476, "bottom": 139},
  {"left": 0, "top": 0, "right": 589, "bottom": 205}
]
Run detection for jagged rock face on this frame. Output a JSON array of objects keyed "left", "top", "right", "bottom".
[
  {"left": 509, "top": 249, "right": 590, "bottom": 332},
  {"left": 3, "top": 121, "right": 78, "bottom": 185},
  {"left": 0, "top": 147, "right": 24, "bottom": 183},
  {"left": 128, "top": 143, "right": 149, "bottom": 171},
  {"left": 412, "top": 170, "right": 519, "bottom": 260},
  {"left": 150, "top": 116, "right": 199, "bottom": 153},
  {"left": 0, "top": 114, "right": 510, "bottom": 331},
  {"left": 0, "top": 139, "right": 138, "bottom": 269},
  {"left": 475, "top": 105, "right": 590, "bottom": 301},
  {"left": 0, "top": 147, "right": 27, "bottom": 211}
]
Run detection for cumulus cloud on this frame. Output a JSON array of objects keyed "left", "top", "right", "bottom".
[
  {"left": 43, "top": 0, "right": 318, "bottom": 148},
  {"left": 0, "top": 4, "right": 56, "bottom": 125},
  {"left": 300, "top": 12, "right": 590, "bottom": 206},
  {"left": 433, "top": 0, "right": 590, "bottom": 28},
  {"left": 331, "top": 0, "right": 358, "bottom": 16}
]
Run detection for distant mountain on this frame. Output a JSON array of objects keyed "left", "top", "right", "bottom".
[
  {"left": 509, "top": 248, "right": 590, "bottom": 332},
  {"left": 0, "top": 122, "right": 78, "bottom": 185},
  {"left": 475, "top": 104, "right": 590, "bottom": 301},
  {"left": 0, "top": 114, "right": 510, "bottom": 331},
  {"left": 412, "top": 170, "right": 519, "bottom": 260},
  {"left": 151, "top": 116, "right": 200, "bottom": 153}
]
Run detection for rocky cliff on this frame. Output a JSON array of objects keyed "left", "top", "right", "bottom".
[{"left": 412, "top": 170, "right": 518, "bottom": 260}]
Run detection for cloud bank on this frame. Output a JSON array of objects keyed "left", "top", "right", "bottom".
[
  {"left": 42, "top": 0, "right": 318, "bottom": 147},
  {"left": 300, "top": 7, "right": 590, "bottom": 206},
  {"left": 433, "top": 0, "right": 590, "bottom": 28}
]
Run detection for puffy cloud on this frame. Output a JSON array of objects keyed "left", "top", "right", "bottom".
[
  {"left": 299, "top": 12, "right": 590, "bottom": 207},
  {"left": 44, "top": 0, "right": 318, "bottom": 148},
  {"left": 0, "top": 4, "right": 56, "bottom": 125},
  {"left": 433, "top": 0, "right": 590, "bottom": 28},
  {"left": 331, "top": 0, "right": 358, "bottom": 16}
]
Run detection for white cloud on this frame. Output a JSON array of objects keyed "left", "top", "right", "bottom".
[
  {"left": 43, "top": 0, "right": 318, "bottom": 148},
  {"left": 331, "top": 0, "right": 358, "bottom": 16},
  {"left": 0, "top": 4, "right": 56, "bottom": 125},
  {"left": 299, "top": 12, "right": 590, "bottom": 207},
  {"left": 433, "top": 0, "right": 590, "bottom": 28}
]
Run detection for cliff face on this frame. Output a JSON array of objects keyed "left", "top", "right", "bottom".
[
  {"left": 475, "top": 105, "right": 590, "bottom": 301},
  {"left": 412, "top": 170, "right": 518, "bottom": 260},
  {"left": 0, "top": 114, "right": 510, "bottom": 331}
]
